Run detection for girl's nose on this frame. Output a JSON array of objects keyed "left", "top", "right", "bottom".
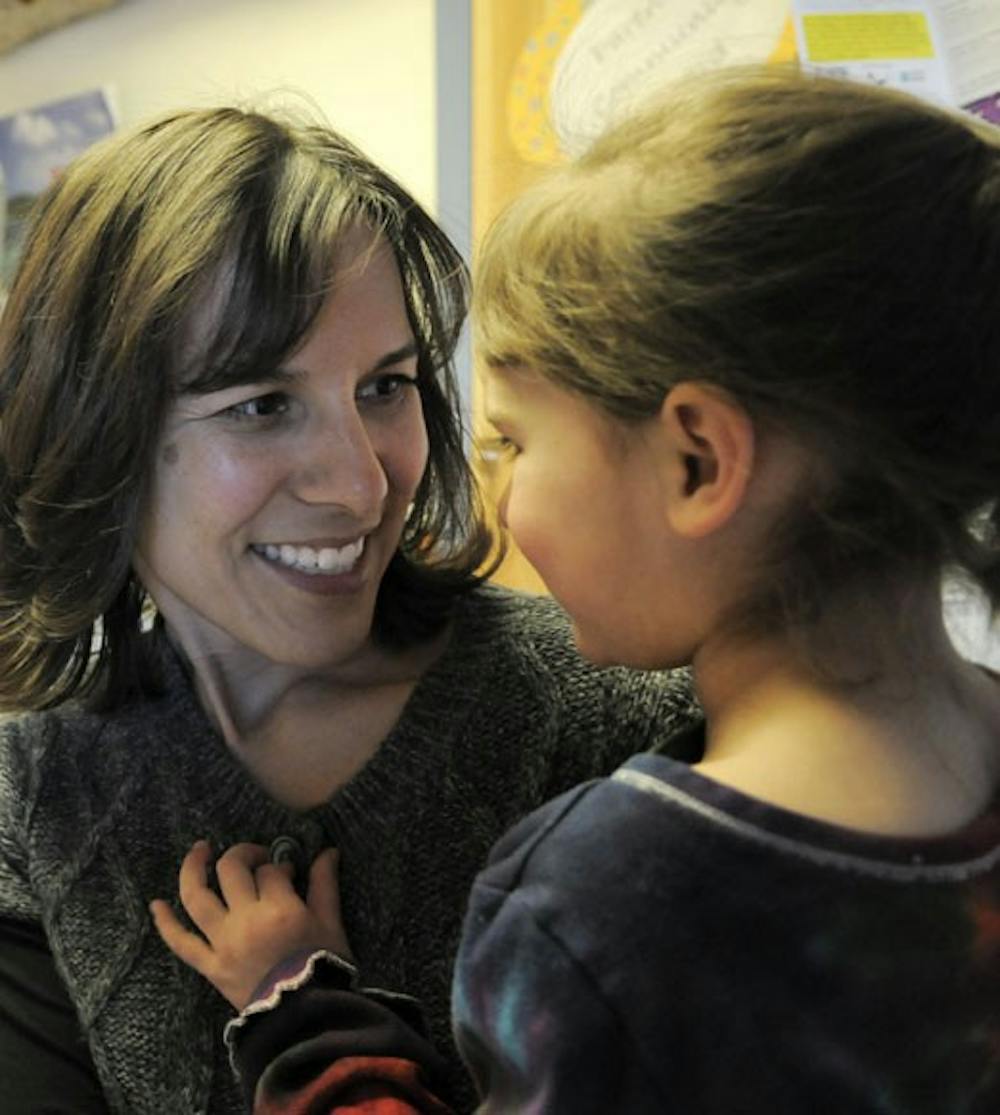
[{"left": 292, "top": 413, "right": 389, "bottom": 516}]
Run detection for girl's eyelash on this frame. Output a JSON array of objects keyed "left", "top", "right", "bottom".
[{"left": 479, "top": 435, "right": 519, "bottom": 463}]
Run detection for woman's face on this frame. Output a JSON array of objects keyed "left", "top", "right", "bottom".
[{"left": 134, "top": 228, "right": 428, "bottom": 674}]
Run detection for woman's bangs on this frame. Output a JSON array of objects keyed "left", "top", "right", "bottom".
[{"left": 177, "top": 171, "right": 353, "bottom": 396}]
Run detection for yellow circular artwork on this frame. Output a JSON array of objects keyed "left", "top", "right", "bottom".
[
  {"left": 508, "top": 0, "right": 798, "bottom": 165},
  {"left": 507, "top": 0, "right": 583, "bottom": 166}
]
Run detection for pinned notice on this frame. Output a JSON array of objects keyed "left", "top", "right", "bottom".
[
  {"left": 793, "top": 0, "right": 1000, "bottom": 122},
  {"left": 802, "top": 12, "right": 934, "bottom": 62}
]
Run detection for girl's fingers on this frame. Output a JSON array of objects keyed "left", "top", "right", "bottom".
[
  {"left": 215, "top": 842, "right": 269, "bottom": 908},
  {"left": 308, "top": 848, "right": 353, "bottom": 958},
  {"left": 307, "top": 848, "right": 340, "bottom": 920},
  {"left": 149, "top": 898, "right": 213, "bottom": 975},
  {"left": 254, "top": 860, "right": 297, "bottom": 902},
  {"left": 177, "top": 840, "right": 227, "bottom": 932}
]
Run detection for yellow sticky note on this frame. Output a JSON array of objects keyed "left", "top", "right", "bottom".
[{"left": 803, "top": 12, "right": 934, "bottom": 62}]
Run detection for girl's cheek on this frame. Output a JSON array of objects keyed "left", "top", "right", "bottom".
[
  {"left": 501, "top": 486, "right": 537, "bottom": 555},
  {"left": 495, "top": 480, "right": 512, "bottom": 529}
]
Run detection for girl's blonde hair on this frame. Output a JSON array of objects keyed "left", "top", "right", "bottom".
[{"left": 476, "top": 66, "right": 1000, "bottom": 654}]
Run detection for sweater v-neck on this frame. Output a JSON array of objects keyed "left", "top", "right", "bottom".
[{"left": 147, "top": 586, "right": 505, "bottom": 832}]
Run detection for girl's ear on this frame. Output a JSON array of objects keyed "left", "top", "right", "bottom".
[{"left": 657, "top": 382, "right": 754, "bottom": 538}]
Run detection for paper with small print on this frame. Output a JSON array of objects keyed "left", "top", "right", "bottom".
[{"left": 793, "top": 0, "right": 1000, "bottom": 122}]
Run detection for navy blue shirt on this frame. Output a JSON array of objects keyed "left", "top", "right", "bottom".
[{"left": 453, "top": 727, "right": 1000, "bottom": 1112}]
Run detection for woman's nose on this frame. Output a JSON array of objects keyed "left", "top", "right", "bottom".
[{"left": 292, "top": 412, "right": 389, "bottom": 515}]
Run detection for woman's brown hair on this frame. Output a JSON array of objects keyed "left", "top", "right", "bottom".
[
  {"left": 475, "top": 66, "right": 1000, "bottom": 662},
  {"left": 0, "top": 106, "right": 494, "bottom": 711}
]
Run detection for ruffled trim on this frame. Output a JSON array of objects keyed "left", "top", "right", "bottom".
[
  {"left": 223, "top": 949, "right": 428, "bottom": 1080},
  {"left": 224, "top": 949, "right": 355, "bottom": 1073}
]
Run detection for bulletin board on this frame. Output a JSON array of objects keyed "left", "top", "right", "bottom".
[{"left": 471, "top": 0, "right": 1000, "bottom": 595}]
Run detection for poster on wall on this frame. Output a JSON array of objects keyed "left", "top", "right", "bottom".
[
  {"left": 0, "top": 87, "right": 117, "bottom": 292},
  {"left": 501, "top": 0, "right": 796, "bottom": 172},
  {"left": 548, "top": 0, "right": 795, "bottom": 156},
  {"left": 793, "top": 0, "right": 1000, "bottom": 123}
]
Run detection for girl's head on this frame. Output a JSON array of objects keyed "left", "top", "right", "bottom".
[
  {"left": 0, "top": 106, "right": 490, "bottom": 711},
  {"left": 476, "top": 67, "right": 1000, "bottom": 671}
]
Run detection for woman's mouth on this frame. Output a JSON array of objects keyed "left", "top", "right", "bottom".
[{"left": 251, "top": 538, "right": 366, "bottom": 576}]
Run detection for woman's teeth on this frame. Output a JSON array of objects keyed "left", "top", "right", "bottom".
[{"left": 254, "top": 539, "right": 365, "bottom": 575}]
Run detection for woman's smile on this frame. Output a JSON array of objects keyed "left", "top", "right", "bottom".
[
  {"left": 251, "top": 537, "right": 366, "bottom": 576},
  {"left": 249, "top": 536, "right": 369, "bottom": 595}
]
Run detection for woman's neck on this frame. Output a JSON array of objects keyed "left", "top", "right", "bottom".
[
  {"left": 163, "top": 610, "right": 446, "bottom": 745},
  {"left": 161, "top": 614, "right": 452, "bottom": 809},
  {"left": 691, "top": 594, "right": 1000, "bottom": 836}
]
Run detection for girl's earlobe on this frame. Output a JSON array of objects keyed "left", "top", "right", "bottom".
[{"left": 659, "top": 383, "right": 754, "bottom": 539}]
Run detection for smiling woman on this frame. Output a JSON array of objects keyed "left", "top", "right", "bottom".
[
  {"left": 0, "top": 106, "right": 696, "bottom": 1113},
  {"left": 0, "top": 108, "right": 481, "bottom": 713}
]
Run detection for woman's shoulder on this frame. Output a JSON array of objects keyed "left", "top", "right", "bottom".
[
  {"left": 0, "top": 704, "right": 128, "bottom": 824},
  {"left": 0, "top": 687, "right": 202, "bottom": 925},
  {"left": 0, "top": 668, "right": 201, "bottom": 832},
  {"left": 456, "top": 582, "right": 568, "bottom": 634},
  {"left": 455, "top": 583, "right": 633, "bottom": 680},
  {"left": 0, "top": 708, "right": 79, "bottom": 784},
  {"left": 0, "top": 708, "right": 112, "bottom": 917},
  {"left": 445, "top": 583, "right": 582, "bottom": 683},
  {"left": 0, "top": 697, "right": 142, "bottom": 769},
  {"left": 449, "top": 582, "right": 698, "bottom": 754},
  {"left": 455, "top": 583, "right": 686, "bottom": 690}
]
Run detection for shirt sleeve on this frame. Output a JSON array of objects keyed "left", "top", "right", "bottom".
[
  {"left": 452, "top": 879, "right": 665, "bottom": 1112},
  {"left": 227, "top": 951, "right": 456, "bottom": 1115},
  {"left": 0, "top": 916, "right": 109, "bottom": 1114}
]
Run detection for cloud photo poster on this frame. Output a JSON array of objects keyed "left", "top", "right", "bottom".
[{"left": 0, "top": 88, "right": 116, "bottom": 288}]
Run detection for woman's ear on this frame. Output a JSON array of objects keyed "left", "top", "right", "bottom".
[{"left": 658, "top": 382, "right": 754, "bottom": 538}]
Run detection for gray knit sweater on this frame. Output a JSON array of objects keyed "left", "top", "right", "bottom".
[{"left": 0, "top": 585, "right": 697, "bottom": 1113}]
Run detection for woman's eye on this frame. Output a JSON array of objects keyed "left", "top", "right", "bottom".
[
  {"left": 224, "top": 393, "right": 290, "bottom": 421},
  {"left": 357, "top": 373, "right": 418, "bottom": 403}
]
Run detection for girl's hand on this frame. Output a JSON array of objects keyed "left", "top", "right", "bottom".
[{"left": 150, "top": 841, "right": 352, "bottom": 1011}]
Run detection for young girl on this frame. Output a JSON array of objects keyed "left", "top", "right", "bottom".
[{"left": 153, "top": 67, "right": 1000, "bottom": 1112}]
